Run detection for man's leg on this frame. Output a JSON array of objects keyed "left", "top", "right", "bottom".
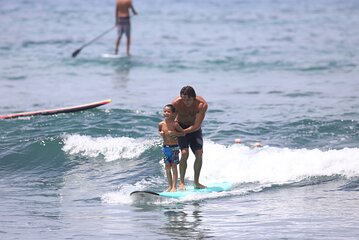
[
  {"left": 125, "top": 24, "right": 131, "bottom": 56},
  {"left": 194, "top": 149, "right": 206, "bottom": 189},
  {"left": 115, "top": 36, "right": 121, "bottom": 54},
  {"left": 126, "top": 36, "right": 131, "bottom": 56},
  {"left": 179, "top": 148, "right": 189, "bottom": 190}
]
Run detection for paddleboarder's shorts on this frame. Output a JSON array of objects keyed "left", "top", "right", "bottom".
[
  {"left": 178, "top": 123, "right": 203, "bottom": 153},
  {"left": 117, "top": 17, "right": 130, "bottom": 38},
  {"left": 162, "top": 145, "right": 180, "bottom": 165}
]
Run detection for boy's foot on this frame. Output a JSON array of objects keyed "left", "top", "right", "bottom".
[
  {"left": 179, "top": 183, "right": 185, "bottom": 191},
  {"left": 165, "top": 187, "right": 172, "bottom": 192},
  {"left": 170, "top": 188, "right": 177, "bottom": 192}
]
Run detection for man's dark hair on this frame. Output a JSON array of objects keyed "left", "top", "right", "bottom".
[
  {"left": 180, "top": 86, "right": 196, "bottom": 98},
  {"left": 164, "top": 104, "right": 176, "bottom": 113}
]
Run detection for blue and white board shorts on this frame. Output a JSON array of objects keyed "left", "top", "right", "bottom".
[{"left": 162, "top": 145, "right": 180, "bottom": 164}]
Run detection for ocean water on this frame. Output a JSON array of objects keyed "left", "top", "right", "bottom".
[{"left": 1, "top": 0, "right": 359, "bottom": 239}]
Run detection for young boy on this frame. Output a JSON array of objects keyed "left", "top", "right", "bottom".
[{"left": 158, "top": 104, "right": 184, "bottom": 192}]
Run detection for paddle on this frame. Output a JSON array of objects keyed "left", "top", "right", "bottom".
[{"left": 72, "top": 26, "right": 116, "bottom": 58}]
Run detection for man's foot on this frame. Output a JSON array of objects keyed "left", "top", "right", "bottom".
[
  {"left": 194, "top": 183, "right": 206, "bottom": 189},
  {"left": 165, "top": 186, "right": 172, "bottom": 192},
  {"left": 115, "top": 49, "right": 118, "bottom": 55},
  {"left": 170, "top": 187, "right": 177, "bottom": 192},
  {"left": 179, "top": 183, "right": 185, "bottom": 191}
]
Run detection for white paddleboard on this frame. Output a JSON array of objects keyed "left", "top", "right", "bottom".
[{"left": 101, "top": 53, "right": 122, "bottom": 59}]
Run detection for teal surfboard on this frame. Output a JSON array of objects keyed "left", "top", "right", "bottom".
[{"left": 130, "top": 182, "right": 232, "bottom": 201}]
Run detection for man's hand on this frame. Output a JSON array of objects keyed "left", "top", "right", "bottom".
[{"left": 168, "top": 131, "right": 184, "bottom": 138}]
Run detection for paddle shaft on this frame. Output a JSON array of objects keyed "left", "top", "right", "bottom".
[{"left": 72, "top": 25, "right": 116, "bottom": 57}]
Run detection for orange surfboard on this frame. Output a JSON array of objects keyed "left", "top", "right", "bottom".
[{"left": 0, "top": 99, "right": 112, "bottom": 119}]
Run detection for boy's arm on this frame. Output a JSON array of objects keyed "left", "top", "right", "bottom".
[{"left": 158, "top": 122, "right": 164, "bottom": 136}]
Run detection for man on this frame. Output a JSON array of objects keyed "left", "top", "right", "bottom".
[
  {"left": 115, "top": 0, "right": 138, "bottom": 56},
  {"left": 172, "top": 86, "right": 208, "bottom": 190}
]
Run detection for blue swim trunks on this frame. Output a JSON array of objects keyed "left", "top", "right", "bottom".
[{"left": 162, "top": 145, "right": 180, "bottom": 165}]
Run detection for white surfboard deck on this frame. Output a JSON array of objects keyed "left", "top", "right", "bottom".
[{"left": 101, "top": 53, "right": 123, "bottom": 59}]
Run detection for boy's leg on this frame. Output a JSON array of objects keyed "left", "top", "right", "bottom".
[
  {"left": 165, "top": 164, "right": 172, "bottom": 192},
  {"left": 171, "top": 164, "right": 178, "bottom": 192}
]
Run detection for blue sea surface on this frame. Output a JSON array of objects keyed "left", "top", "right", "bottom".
[{"left": 1, "top": 0, "right": 359, "bottom": 239}]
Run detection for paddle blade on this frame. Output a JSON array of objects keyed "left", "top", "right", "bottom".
[{"left": 72, "top": 48, "right": 82, "bottom": 58}]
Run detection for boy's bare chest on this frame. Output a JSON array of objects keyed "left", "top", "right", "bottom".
[{"left": 162, "top": 122, "right": 176, "bottom": 131}]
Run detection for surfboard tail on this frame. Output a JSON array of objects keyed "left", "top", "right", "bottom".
[{"left": 0, "top": 99, "right": 112, "bottom": 119}]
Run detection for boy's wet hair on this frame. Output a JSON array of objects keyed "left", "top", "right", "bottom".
[
  {"left": 180, "top": 86, "right": 196, "bottom": 98},
  {"left": 164, "top": 104, "right": 176, "bottom": 113}
]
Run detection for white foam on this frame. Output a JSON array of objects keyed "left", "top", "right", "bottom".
[
  {"left": 184, "top": 141, "right": 359, "bottom": 185},
  {"left": 101, "top": 177, "right": 168, "bottom": 204},
  {"left": 101, "top": 184, "right": 135, "bottom": 204},
  {"left": 62, "top": 134, "right": 156, "bottom": 162},
  {"left": 77, "top": 137, "right": 359, "bottom": 204}
]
